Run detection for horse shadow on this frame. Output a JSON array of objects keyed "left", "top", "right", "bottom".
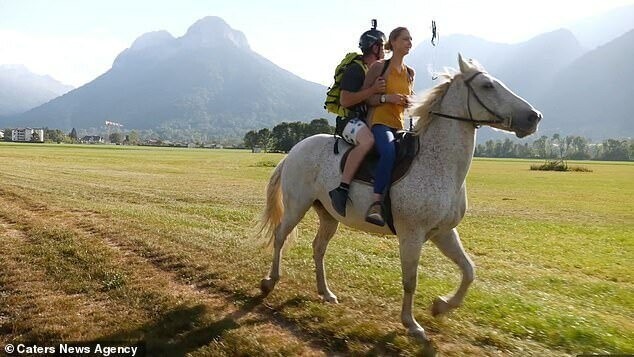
[
  {"left": 94, "top": 292, "right": 437, "bottom": 356},
  {"left": 93, "top": 294, "right": 266, "bottom": 356}
]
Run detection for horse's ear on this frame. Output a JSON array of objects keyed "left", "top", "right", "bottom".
[{"left": 458, "top": 53, "right": 471, "bottom": 73}]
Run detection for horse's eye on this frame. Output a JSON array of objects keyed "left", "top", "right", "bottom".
[{"left": 483, "top": 82, "right": 494, "bottom": 90}]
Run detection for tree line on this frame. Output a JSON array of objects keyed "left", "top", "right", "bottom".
[
  {"left": 475, "top": 134, "right": 634, "bottom": 161},
  {"left": 2, "top": 128, "right": 142, "bottom": 145},
  {"left": 5, "top": 125, "right": 631, "bottom": 161},
  {"left": 244, "top": 124, "right": 632, "bottom": 161},
  {"left": 243, "top": 118, "right": 333, "bottom": 152}
]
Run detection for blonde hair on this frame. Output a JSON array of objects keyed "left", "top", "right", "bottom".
[{"left": 385, "top": 27, "right": 409, "bottom": 51}]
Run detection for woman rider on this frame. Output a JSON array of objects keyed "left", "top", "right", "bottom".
[{"left": 362, "top": 27, "right": 415, "bottom": 226}]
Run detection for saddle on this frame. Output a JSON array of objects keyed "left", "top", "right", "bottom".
[
  {"left": 337, "top": 131, "right": 419, "bottom": 235},
  {"left": 339, "top": 131, "right": 419, "bottom": 186}
]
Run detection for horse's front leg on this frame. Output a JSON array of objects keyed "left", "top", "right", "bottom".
[
  {"left": 430, "top": 228, "right": 475, "bottom": 316},
  {"left": 398, "top": 229, "right": 430, "bottom": 342}
]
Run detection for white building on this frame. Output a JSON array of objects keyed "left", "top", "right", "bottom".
[
  {"left": 80, "top": 135, "right": 104, "bottom": 144},
  {"left": 11, "top": 128, "right": 44, "bottom": 142}
]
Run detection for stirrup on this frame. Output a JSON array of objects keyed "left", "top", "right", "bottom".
[{"left": 365, "top": 201, "right": 385, "bottom": 226}]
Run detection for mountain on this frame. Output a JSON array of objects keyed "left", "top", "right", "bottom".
[
  {"left": 409, "top": 30, "right": 586, "bottom": 141},
  {"left": 410, "top": 29, "right": 585, "bottom": 101},
  {"left": 409, "top": 34, "right": 505, "bottom": 92},
  {"left": 0, "top": 65, "right": 73, "bottom": 116},
  {"left": 567, "top": 5, "right": 634, "bottom": 50},
  {"left": 537, "top": 29, "right": 634, "bottom": 138},
  {"left": 7, "top": 17, "right": 326, "bottom": 137}
]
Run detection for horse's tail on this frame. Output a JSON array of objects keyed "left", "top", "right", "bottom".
[{"left": 257, "top": 157, "right": 295, "bottom": 248}]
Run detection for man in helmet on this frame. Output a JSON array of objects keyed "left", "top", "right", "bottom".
[{"left": 329, "top": 20, "right": 387, "bottom": 217}]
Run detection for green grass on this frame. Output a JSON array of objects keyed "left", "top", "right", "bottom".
[{"left": 0, "top": 142, "right": 632, "bottom": 356}]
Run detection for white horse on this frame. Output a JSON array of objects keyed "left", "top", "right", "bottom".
[{"left": 258, "top": 54, "right": 542, "bottom": 343}]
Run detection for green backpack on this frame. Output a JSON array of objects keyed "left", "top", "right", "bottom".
[{"left": 324, "top": 52, "right": 368, "bottom": 118}]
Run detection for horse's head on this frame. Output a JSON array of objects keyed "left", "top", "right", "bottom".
[{"left": 457, "top": 54, "right": 542, "bottom": 138}]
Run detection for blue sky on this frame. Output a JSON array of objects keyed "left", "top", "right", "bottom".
[{"left": 1, "top": 0, "right": 632, "bottom": 87}]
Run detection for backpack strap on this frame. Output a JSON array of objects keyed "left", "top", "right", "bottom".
[
  {"left": 406, "top": 66, "right": 414, "bottom": 84},
  {"left": 380, "top": 59, "right": 414, "bottom": 94},
  {"left": 354, "top": 57, "right": 368, "bottom": 73},
  {"left": 380, "top": 59, "right": 414, "bottom": 82},
  {"left": 380, "top": 59, "right": 391, "bottom": 77}
]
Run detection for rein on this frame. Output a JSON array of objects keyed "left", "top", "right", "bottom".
[{"left": 430, "top": 72, "right": 510, "bottom": 127}]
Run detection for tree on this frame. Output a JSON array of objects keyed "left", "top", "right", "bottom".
[
  {"left": 270, "top": 122, "right": 295, "bottom": 152},
  {"left": 484, "top": 140, "right": 495, "bottom": 157},
  {"left": 551, "top": 133, "right": 564, "bottom": 159},
  {"left": 125, "top": 131, "right": 140, "bottom": 145},
  {"left": 243, "top": 130, "right": 258, "bottom": 152},
  {"left": 501, "top": 138, "right": 514, "bottom": 157},
  {"left": 109, "top": 132, "right": 124, "bottom": 144},
  {"left": 532, "top": 135, "right": 549, "bottom": 158},
  {"left": 599, "top": 139, "right": 629, "bottom": 161},
  {"left": 569, "top": 136, "right": 590, "bottom": 160},
  {"left": 306, "top": 118, "right": 333, "bottom": 136},
  {"left": 256, "top": 128, "right": 271, "bottom": 151},
  {"left": 516, "top": 142, "right": 532, "bottom": 158},
  {"left": 474, "top": 143, "right": 486, "bottom": 157},
  {"left": 69, "top": 128, "right": 78, "bottom": 142},
  {"left": 30, "top": 131, "right": 40, "bottom": 142},
  {"left": 44, "top": 129, "right": 69, "bottom": 143}
]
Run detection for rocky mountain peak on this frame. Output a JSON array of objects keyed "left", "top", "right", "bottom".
[
  {"left": 181, "top": 16, "right": 249, "bottom": 50},
  {"left": 130, "top": 30, "right": 176, "bottom": 51}
]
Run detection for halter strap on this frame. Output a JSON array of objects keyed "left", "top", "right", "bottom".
[{"left": 430, "top": 72, "right": 510, "bottom": 127}]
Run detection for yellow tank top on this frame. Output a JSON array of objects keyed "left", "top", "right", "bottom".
[{"left": 369, "top": 64, "right": 411, "bottom": 129}]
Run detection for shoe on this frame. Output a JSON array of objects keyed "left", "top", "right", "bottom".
[
  {"left": 329, "top": 187, "right": 349, "bottom": 217},
  {"left": 365, "top": 201, "right": 385, "bottom": 226}
]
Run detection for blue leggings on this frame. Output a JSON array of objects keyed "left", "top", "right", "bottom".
[{"left": 371, "top": 124, "right": 396, "bottom": 195}]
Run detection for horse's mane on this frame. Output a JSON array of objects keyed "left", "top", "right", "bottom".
[
  {"left": 412, "top": 70, "right": 461, "bottom": 136},
  {"left": 412, "top": 57, "right": 488, "bottom": 135},
  {"left": 412, "top": 72, "right": 459, "bottom": 136}
]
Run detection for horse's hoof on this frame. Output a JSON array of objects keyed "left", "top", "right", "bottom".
[
  {"left": 408, "top": 329, "right": 436, "bottom": 356},
  {"left": 260, "top": 278, "right": 276, "bottom": 296},
  {"left": 431, "top": 296, "right": 452, "bottom": 317},
  {"left": 421, "top": 340, "right": 438, "bottom": 357},
  {"left": 408, "top": 327, "right": 429, "bottom": 342},
  {"left": 321, "top": 294, "right": 338, "bottom": 304}
]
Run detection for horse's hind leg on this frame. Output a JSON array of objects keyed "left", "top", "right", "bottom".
[
  {"left": 261, "top": 196, "right": 313, "bottom": 295},
  {"left": 312, "top": 202, "right": 339, "bottom": 303},
  {"left": 430, "top": 228, "right": 475, "bottom": 316}
]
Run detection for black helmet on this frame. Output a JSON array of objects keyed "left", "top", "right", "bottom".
[{"left": 359, "top": 19, "right": 386, "bottom": 51}]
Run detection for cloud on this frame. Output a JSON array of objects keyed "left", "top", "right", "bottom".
[{"left": 0, "top": 30, "right": 128, "bottom": 87}]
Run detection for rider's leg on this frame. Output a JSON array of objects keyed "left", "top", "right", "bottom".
[
  {"left": 330, "top": 119, "right": 373, "bottom": 216},
  {"left": 341, "top": 126, "right": 374, "bottom": 183},
  {"left": 366, "top": 124, "right": 395, "bottom": 226}
]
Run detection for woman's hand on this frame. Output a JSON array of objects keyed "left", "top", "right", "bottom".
[
  {"left": 371, "top": 77, "right": 386, "bottom": 94},
  {"left": 388, "top": 94, "right": 410, "bottom": 106}
]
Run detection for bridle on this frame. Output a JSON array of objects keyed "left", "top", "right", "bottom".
[{"left": 430, "top": 72, "right": 511, "bottom": 127}]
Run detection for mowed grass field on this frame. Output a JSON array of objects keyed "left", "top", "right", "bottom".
[{"left": 0, "top": 142, "right": 631, "bottom": 356}]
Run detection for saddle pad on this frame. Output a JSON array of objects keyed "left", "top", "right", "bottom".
[{"left": 339, "top": 132, "right": 419, "bottom": 186}]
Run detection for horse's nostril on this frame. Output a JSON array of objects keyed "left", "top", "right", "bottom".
[{"left": 528, "top": 112, "right": 542, "bottom": 124}]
